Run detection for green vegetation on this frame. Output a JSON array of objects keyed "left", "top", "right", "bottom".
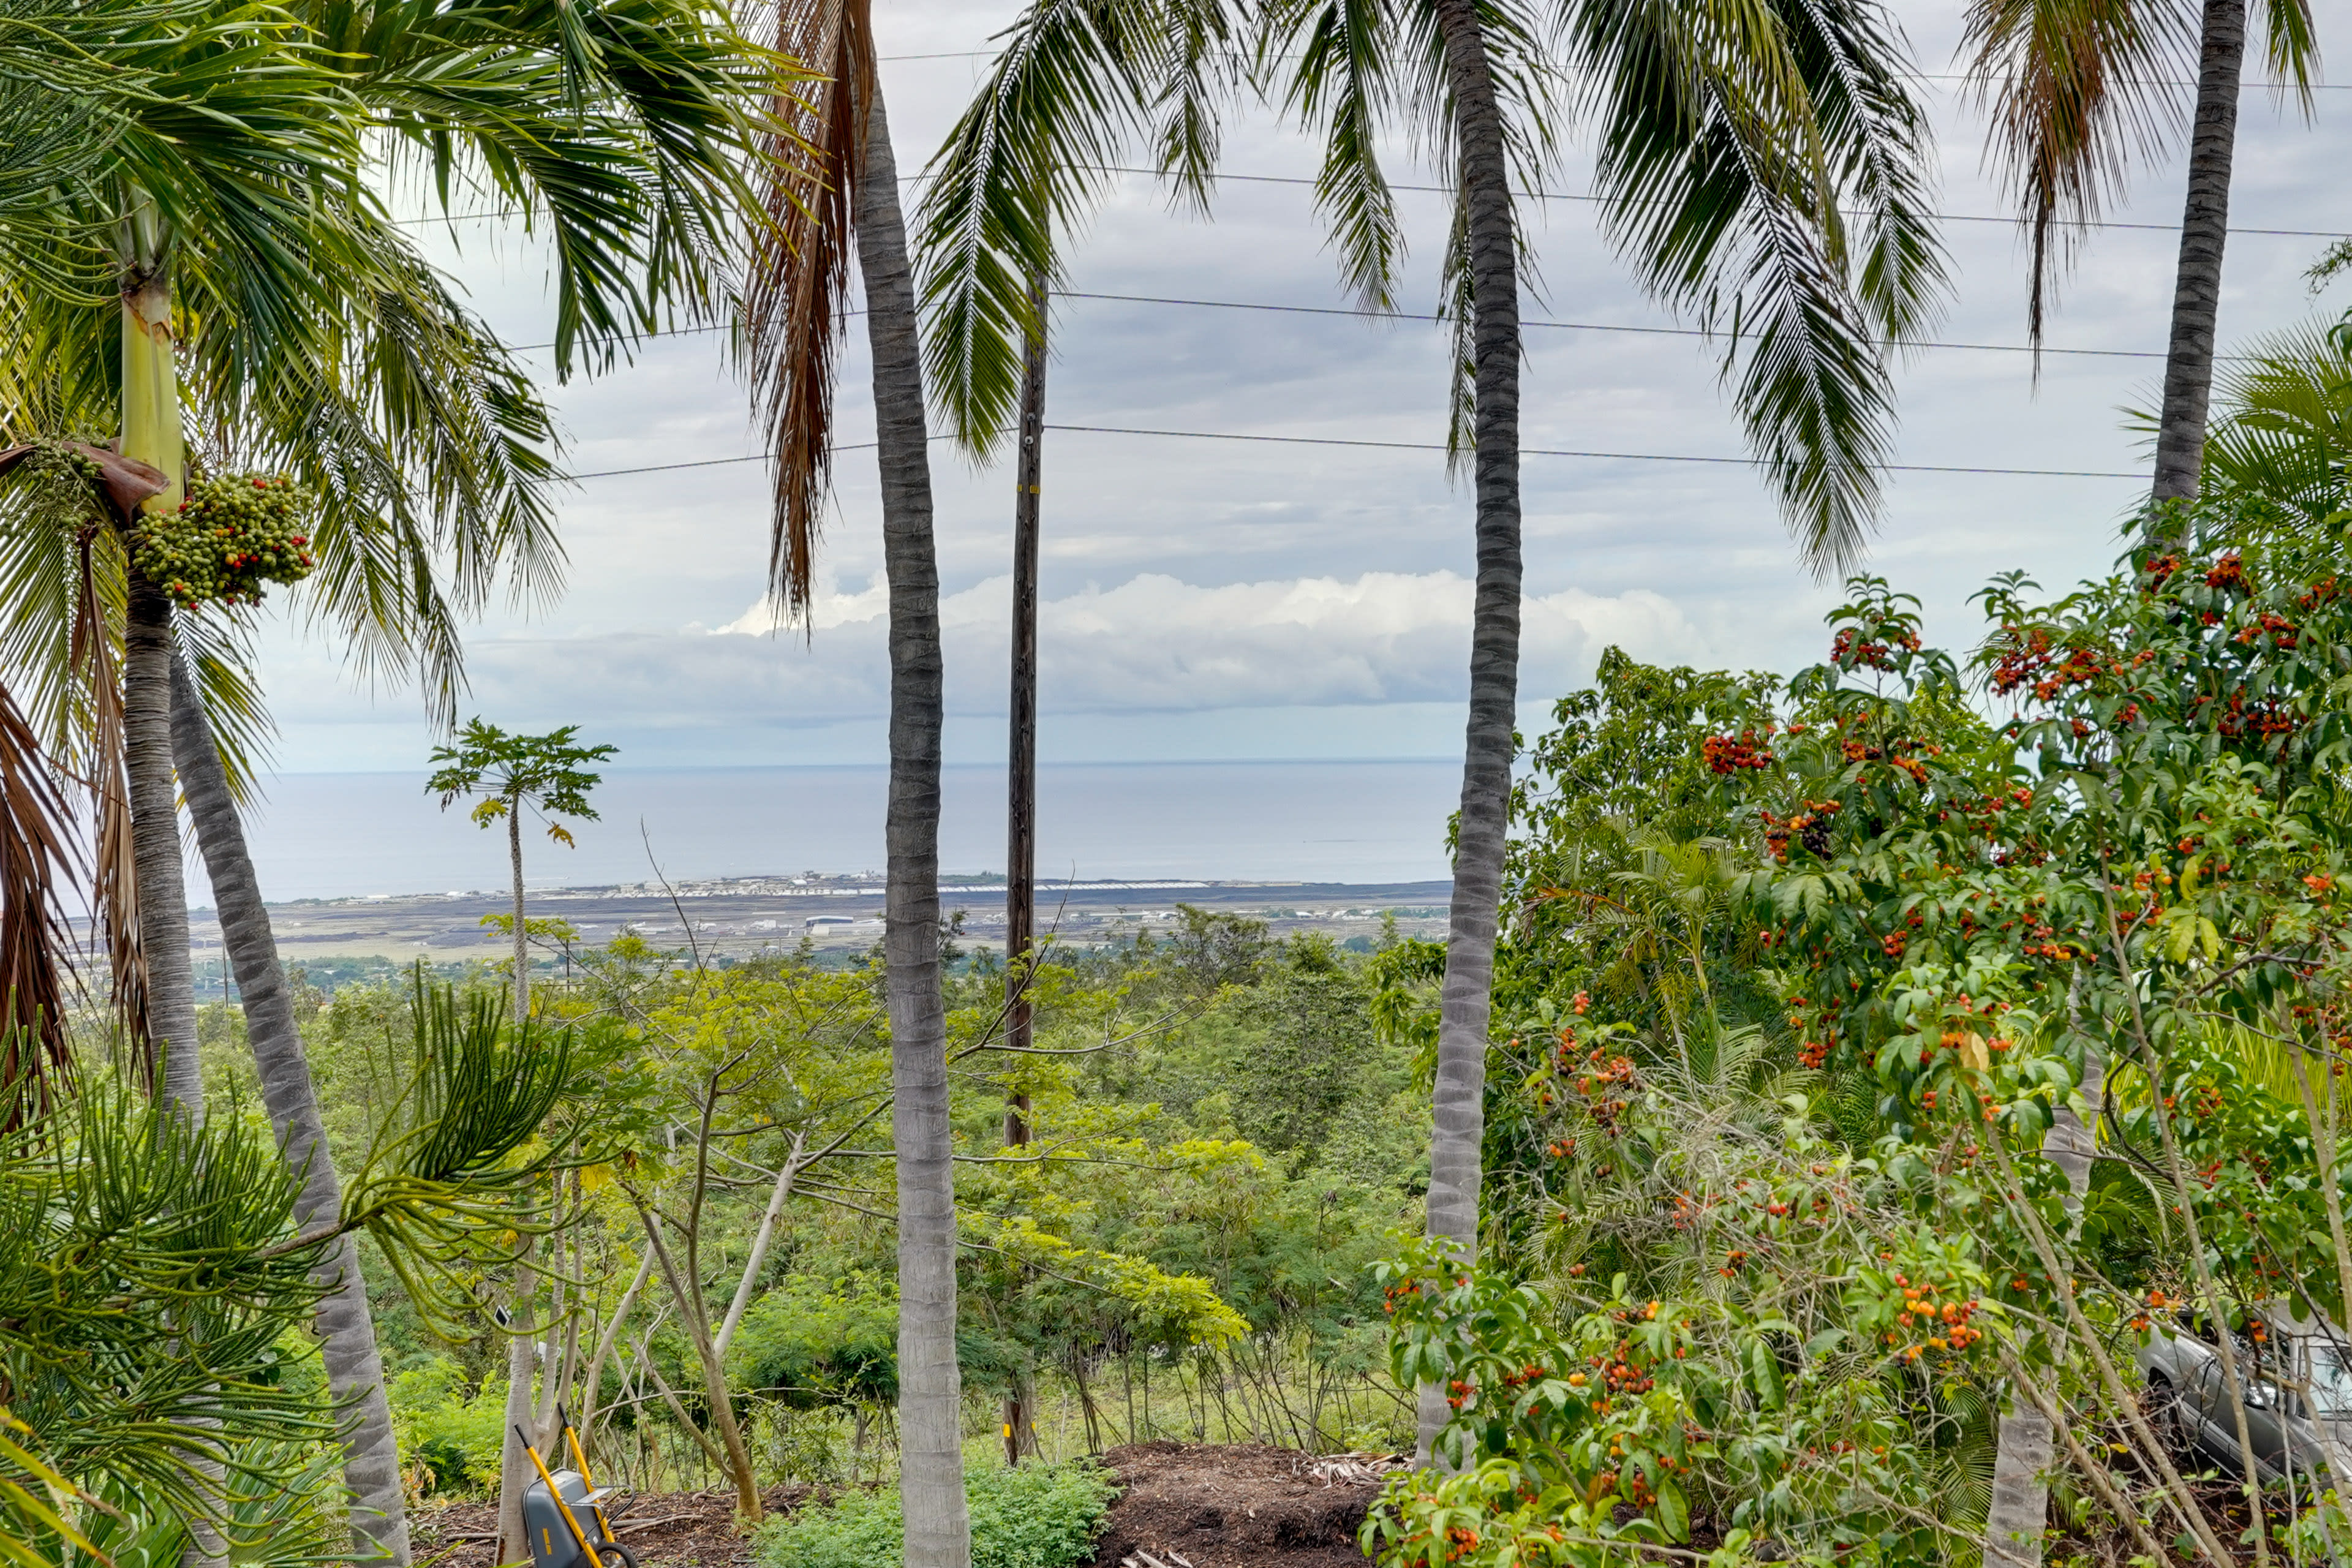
[
  {"left": 279, "top": 914, "right": 1425, "bottom": 1504},
  {"left": 754, "top": 1460, "right": 1116, "bottom": 1568}
]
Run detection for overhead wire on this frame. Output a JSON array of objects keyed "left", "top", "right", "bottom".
[
  {"left": 497, "top": 287, "right": 2212, "bottom": 362},
  {"left": 876, "top": 46, "right": 2352, "bottom": 92},
  {"left": 556, "top": 425, "right": 2141, "bottom": 484},
  {"left": 390, "top": 169, "right": 2352, "bottom": 240}
]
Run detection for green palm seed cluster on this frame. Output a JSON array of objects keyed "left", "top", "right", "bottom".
[{"left": 134, "top": 473, "right": 318, "bottom": 610}]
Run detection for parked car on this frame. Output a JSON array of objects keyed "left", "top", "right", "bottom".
[{"left": 2138, "top": 1305, "right": 2352, "bottom": 1483}]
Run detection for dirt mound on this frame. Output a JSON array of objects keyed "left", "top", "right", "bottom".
[
  {"left": 415, "top": 1485, "right": 799, "bottom": 1568},
  {"left": 415, "top": 1443, "right": 1388, "bottom": 1568},
  {"left": 1085, "top": 1442, "right": 1390, "bottom": 1568}
]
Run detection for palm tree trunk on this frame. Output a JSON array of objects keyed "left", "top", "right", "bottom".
[
  {"left": 167, "top": 655, "right": 411, "bottom": 1566},
  {"left": 2150, "top": 0, "right": 2248, "bottom": 509},
  {"left": 1002, "top": 274, "right": 1047, "bottom": 1469},
  {"left": 120, "top": 219, "right": 221, "bottom": 1568},
  {"left": 856, "top": 83, "right": 971, "bottom": 1568},
  {"left": 1984, "top": 973, "right": 2103, "bottom": 1567},
  {"left": 124, "top": 567, "right": 199, "bottom": 1110},
  {"left": 1417, "top": 0, "right": 1523, "bottom": 1465},
  {"left": 118, "top": 255, "right": 195, "bottom": 1109}
]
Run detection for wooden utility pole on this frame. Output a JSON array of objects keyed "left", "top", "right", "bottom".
[{"left": 1003, "top": 277, "right": 1047, "bottom": 1466}]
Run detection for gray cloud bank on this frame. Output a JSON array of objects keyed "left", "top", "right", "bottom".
[{"left": 429, "top": 570, "right": 1703, "bottom": 731}]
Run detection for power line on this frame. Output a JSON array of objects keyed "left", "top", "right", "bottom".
[
  {"left": 1092, "top": 165, "right": 2352, "bottom": 239},
  {"left": 1046, "top": 423, "right": 2139, "bottom": 478},
  {"left": 565, "top": 445, "right": 874, "bottom": 481},
  {"left": 551, "top": 423, "right": 2139, "bottom": 484},
  {"left": 1055, "top": 289, "right": 2195, "bottom": 361},
  {"left": 494, "top": 286, "right": 2190, "bottom": 363},
  {"left": 387, "top": 168, "right": 2350, "bottom": 241},
  {"left": 878, "top": 48, "right": 2352, "bottom": 92}
]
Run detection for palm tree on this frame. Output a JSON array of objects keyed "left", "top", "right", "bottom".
[
  {"left": 1964, "top": 3, "right": 2314, "bottom": 1552},
  {"left": 750, "top": 4, "right": 970, "bottom": 1558},
  {"left": 1962, "top": 0, "right": 2316, "bottom": 509},
  {"left": 914, "top": 0, "right": 1943, "bottom": 1460},
  {"left": 0, "top": 6, "right": 775, "bottom": 1561},
  {"left": 2195, "top": 318, "right": 2352, "bottom": 524}
]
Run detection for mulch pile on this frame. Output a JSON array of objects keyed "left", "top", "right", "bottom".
[
  {"left": 413, "top": 1443, "right": 1389, "bottom": 1568},
  {"left": 1084, "top": 1442, "right": 1389, "bottom": 1568}
]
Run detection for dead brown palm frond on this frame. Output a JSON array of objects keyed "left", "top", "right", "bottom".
[
  {"left": 1961, "top": 0, "right": 2195, "bottom": 366},
  {"left": 69, "top": 527, "right": 147, "bottom": 1076},
  {"left": 749, "top": 0, "right": 873, "bottom": 624},
  {"left": 0, "top": 443, "right": 153, "bottom": 1081},
  {"left": 0, "top": 668, "right": 78, "bottom": 1121}
]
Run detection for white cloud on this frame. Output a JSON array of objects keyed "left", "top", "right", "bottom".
[{"left": 665, "top": 569, "right": 1705, "bottom": 725}]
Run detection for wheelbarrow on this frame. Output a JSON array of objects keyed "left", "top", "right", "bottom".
[{"left": 516, "top": 1406, "right": 638, "bottom": 1568}]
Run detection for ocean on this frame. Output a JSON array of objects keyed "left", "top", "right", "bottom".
[{"left": 211, "top": 760, "right": 1465, "bottom": 903}]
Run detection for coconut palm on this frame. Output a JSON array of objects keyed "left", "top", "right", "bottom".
[
  {"left": 0, "top": 4, "right": 777, "bottom": 1561},
  {"left": 749, "top": 4, "right": 969, "bottom": 1559},
  {"left": 1962, "top": 0, "right": 2316, "bottom": 509},
  {"left": 914, "top": 0, "right": 1943, "bottom": 1458},
  {"left": 1964, "top": 3, "right": 2315, "bottom": 1552}
]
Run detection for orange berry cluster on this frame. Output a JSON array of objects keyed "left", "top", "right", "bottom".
[
  {"left": 1577, "top": 1340, "right": 1656, "bottom": 1401},
  {"left": 2233, "top": 612, "right": 2299, "bottom": 649},
  {"left": 1703, "top": 730, "right": 1774, "bottom": 773},
  {"left": 1883, "top": 1273, "right": 1983, "bottom": 1360},
  {"left": 1833, "top": 626, "right": 1919, "bottom": 670}
]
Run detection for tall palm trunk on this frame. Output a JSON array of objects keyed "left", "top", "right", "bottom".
[
  {"left": 119, "top": 230, "right": 219, "bottom": 1568},
  {"left": 125, "top": 570, "right": 199, "bottom": 1104},
  {"left": 1417, "top": 0, "right": 1523, "bottom": 1466},
  {"left": 167, "top": 657, "right": 411, "bottom": 1566},
  {"left": 1984, "top": 976, "right": 2103, "bottom": 1568},
  {"left": 2150, "top": 0, "right": 2248, "bottom": 508},
  {"left": 1001, "top": 277, "right": 1046, "bottom": 1469},
  {"left": 858, "top": 84, "right": 971, "bottom": 1568},
  {"left": 119, "top": 256, "right": 197, "bottom": 1107}
]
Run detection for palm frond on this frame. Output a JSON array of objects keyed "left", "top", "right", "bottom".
[
  {"left": 914, "top": 0, "right": 1171, "bottom": 462},
  {"left": 2201, "top": 319, "right": 2352, "bottom": 526},
  {"left": 1566, "top": 0, "right": 1945, "bottom": 574},
  {"left": 0, "top": 673, "right": 75, "bottom": 1119},
  {"left": 1278, "top": 0, "right": 1406, "bottom": 311},
  {"left": 1962, "top": 0, "right": 2193, "bottom": 358},
  {"left": 750, "top": 0, "right": 870, "bottom": 617},
  {"left": 70, "top": 535, "right": 146, "bottom": 1074}
]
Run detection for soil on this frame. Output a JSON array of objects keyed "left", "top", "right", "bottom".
[
  {"left": 1083, "top": 1442, "right": 1384, "bottom": 1568},
  {"left": 412, "top": 1443, "right": 1385, "bottom": 1568},
  {"left": 414, "top": 1485, "right": 804, "bottom": 1568}
]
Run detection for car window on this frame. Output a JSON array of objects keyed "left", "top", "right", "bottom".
[{"left": 2306, "top": 1341, "right": 2352, "bottom": 1414}]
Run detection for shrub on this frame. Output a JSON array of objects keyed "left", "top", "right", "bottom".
[
  {"left": 754, "top": 1460, "right": 1116, "bottom": 1568},
  {"left": 387, "top": 1357, "right": 511, "bottom": 1496}
]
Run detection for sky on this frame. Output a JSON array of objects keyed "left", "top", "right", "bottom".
[{"left": 245, "top": 0, "right": 2352, "bottom": 775}]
